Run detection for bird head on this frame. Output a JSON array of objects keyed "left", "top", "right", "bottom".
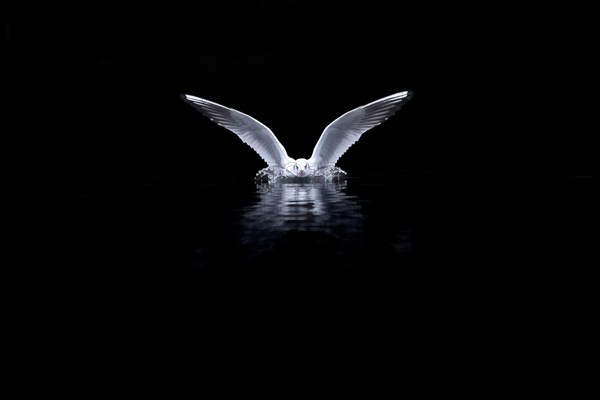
[{"left": 286, "top": 159, "right": 312, "bottom": 176}]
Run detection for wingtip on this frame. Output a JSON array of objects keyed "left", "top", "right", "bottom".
[
  {"left": 373, "top": 91, "right": 414, "bottom": 104},
  {"left": 181, "top": 93, "right": 205, "bottom": 101},
  {"left": 394, "top": 90, "right": 413, "bottom": 100}
]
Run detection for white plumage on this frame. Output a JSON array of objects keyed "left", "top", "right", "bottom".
[{"left": 181, "top": 91, "right": 413, "bottom": 181}]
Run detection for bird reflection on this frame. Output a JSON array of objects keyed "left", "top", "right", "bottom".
[{"left": 235, "top": 182, "right": 365, "bottom": 262}]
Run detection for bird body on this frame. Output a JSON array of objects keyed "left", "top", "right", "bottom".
[{"left": 181, "top": 91, "right": 412, "bottom": 182}]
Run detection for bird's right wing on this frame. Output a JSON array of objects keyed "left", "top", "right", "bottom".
[{"left": 182, "top": 94, "right": 293, "bottom": 168}]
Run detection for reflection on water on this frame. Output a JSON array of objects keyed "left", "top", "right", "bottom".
[
  {"left": 235, "top": 182, "right": 365, "bottom": 262},
  {"left": 192, "top": 179, "right": 413, "bottom": 274},
  {"left": 241, "top": 182, "right": 363, "bottom": 233}
]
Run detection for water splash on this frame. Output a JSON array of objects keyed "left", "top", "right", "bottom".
[{"left": 255, "top": 166, "right": 347, "bottom": 184}]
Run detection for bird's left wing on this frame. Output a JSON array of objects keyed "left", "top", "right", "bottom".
[
  {"left": 308, "top": 91, "right": 413, "bottom": 168},
  {"left": 182, "top": 94, "right": 293, "bottom": 168}
]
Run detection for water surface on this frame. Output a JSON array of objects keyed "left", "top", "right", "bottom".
[{"left": 191, "top": 178, "right": 414, "bottom": 287}]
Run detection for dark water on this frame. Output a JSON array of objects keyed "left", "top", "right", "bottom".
[
  {"left": 193, "top": 179, "right": 411, "bottom": 282},
  {"left": 54, "top": 171, "right": 595, "bottom": 313},
  {"left": 38, "top": 170, "right": 597, "bottom": 373}
]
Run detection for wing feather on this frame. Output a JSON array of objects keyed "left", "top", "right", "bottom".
[
  {"left": 308, "top": 91, "right": 413, "bottom": 168},
  {"left": 181, "top": 94, "right": 293, "bottom": 168}
]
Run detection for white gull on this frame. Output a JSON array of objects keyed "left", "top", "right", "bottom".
[{"left": 181, "top": 91, "right": 413, "bottom": 182}]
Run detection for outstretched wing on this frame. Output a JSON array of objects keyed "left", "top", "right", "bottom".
[
  {"left": 308, "top": 91, "right": 413, "bottom": 168},
  {"left": 181, "top": 94, "right": 293, "bottom": 168}
]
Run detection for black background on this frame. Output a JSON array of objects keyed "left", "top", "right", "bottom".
[
  {"left": 4, "top": 3, "right": 597, "bottom": 385},
  {"left": 6, "top": 4, "right": 487, "bottom": 187},
  {"left": 5, "top": 5, "right": 593, "bottom": 186}
]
